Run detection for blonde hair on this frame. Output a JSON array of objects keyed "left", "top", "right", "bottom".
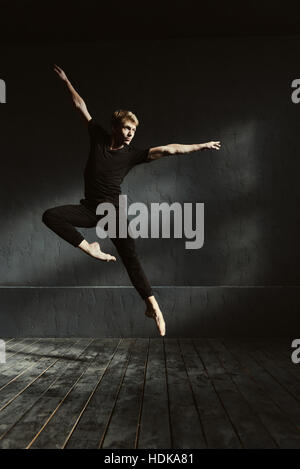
[{"left": 111, "top": 109, "right": 139, "bottom": 130}]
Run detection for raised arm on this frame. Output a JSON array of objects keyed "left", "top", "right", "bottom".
[
  {"left": 148, "top": 141, "right": 221, "bottom": 160},
  {"left": 53, "top": 64, "right": 92, "bottom": 123}
]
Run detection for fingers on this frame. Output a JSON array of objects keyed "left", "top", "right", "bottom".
[
  {"left": 206, "top": 141, "right": 221, "bottom": 150},
  {"left": 107, "top": 255, "right": 116, "bottom": 262},
  {"left": 212, "top": 141, "right": 221, "bottom": 150},
  {"left": 105, "top": 252, "right": 116, "bottom": 262},
  {"left": 53, "top": 65, "right": 60, "bottom": 75},
  {"left": 53, "top": 64, "right": 63, "bottom": 76}
]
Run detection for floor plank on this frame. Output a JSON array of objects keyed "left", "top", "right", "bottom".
[
  {"left": 0, "top": 338, "right": 86, "bottom": 447},
  {"left": 137, "top": 339, "right": 171, "bottom": 449},
  {"left": 0, "top": 339, "right": 77, "bottom": 408},
  {"left": 179, "top": 338, "right": 241, "bottom": 448},
  {"left": 0, "top": 339, "right": 66, "bottom": 388},
  {"left": 242, "top": 341, "right": 300, "bottom": 404},
  {"left": 210, "top": 339, "right": 295, "bottom": 448},
  {"left": 5, "top": 339, "right": 39, "bottom": 351},
  {"left": 258, "top": 339, "right": 300, "bottom": 382},
  {"left": 164, "top": 338, "right": 206, "bottom": 449},
  {"left": 2, "top": 338, "right": 42, "bottom": 364},
  {"left": 101, "top": 338, "right": 149, "bottom": 449},
  {"left": 222, "top": 339, "right": 300, "bottom": 448},
  {"left": 193, "top": 338, "right": 276, "bottom": 448},
  {"left": 1, "top": 337, "right": 300, "bottom": 449},
  {"left": 62, "top": 338, "right": 133, "bottom": 449},
  {"left": 29, "top": 338, "right": 121, "bottom": 449}
]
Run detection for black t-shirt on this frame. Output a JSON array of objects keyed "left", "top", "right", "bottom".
[{"left": 80, "top": 118, "right": 151, "bottom": 211}]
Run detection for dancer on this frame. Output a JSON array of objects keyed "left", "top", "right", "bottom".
[{"left": 42, "top": 65, "right": 221, "bottom": 336}]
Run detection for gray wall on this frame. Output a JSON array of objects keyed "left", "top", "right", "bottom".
[{"left": 0, "top": 36, "right": 299, "bottom": 336}]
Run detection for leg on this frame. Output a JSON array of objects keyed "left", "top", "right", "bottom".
[
  {"left": 42, "top": 204, "right": 116, "bottom": 261},
  {"left": 110, "top": 234, "right": 165, "bottom": 336}
]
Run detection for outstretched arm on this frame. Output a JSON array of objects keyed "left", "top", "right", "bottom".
[
  {"left": 53, "top": 64, "right": 92, "bottom": 123},
  {"left": 148, "top": 141, "right": 221, "bottom": 160}
]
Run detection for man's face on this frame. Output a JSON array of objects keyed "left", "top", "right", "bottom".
[{"left": 114, "top": 119, "right": 136, "bottom": 145}]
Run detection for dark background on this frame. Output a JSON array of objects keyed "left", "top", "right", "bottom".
[
  {"left": 1, "top": 0, "right": 300, "bottom": 337},
  {"left": 1, "top": 0, "right": 300, "bottom": 42}
]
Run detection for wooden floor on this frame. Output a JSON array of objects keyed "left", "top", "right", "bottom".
[{"left": 0, "top": 337, "right": 300, "bottom": 449}]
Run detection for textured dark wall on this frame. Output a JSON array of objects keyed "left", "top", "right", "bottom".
[{"left": 0, "top": 36, "right": 299, "bottom": 336}]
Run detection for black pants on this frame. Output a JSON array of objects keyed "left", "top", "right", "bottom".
[{"left": 42, "top": 203, "right": 153, "bottom": 300}]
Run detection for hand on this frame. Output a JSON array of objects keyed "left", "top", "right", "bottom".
[
  {"left": 205, "top": 141, "right": 221, "bottom": 150},
  {"left": 53, "top": 64, "right": 68, "bottom": 81}
]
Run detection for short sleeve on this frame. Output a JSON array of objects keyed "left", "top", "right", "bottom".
[
  {"left": 130, "top": 147, "right": 151, "bottom": 166},
  {"left": 87, "top": 118, "right": 109, "bottom": 143}
]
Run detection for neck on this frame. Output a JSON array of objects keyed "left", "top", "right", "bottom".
[{"left": 109, "top": 135, "right": 124, "bottom": 150}]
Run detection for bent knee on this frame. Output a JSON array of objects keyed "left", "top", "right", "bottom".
[{"left": 42, "top": 207, "right": 59, "bottom": 224}]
